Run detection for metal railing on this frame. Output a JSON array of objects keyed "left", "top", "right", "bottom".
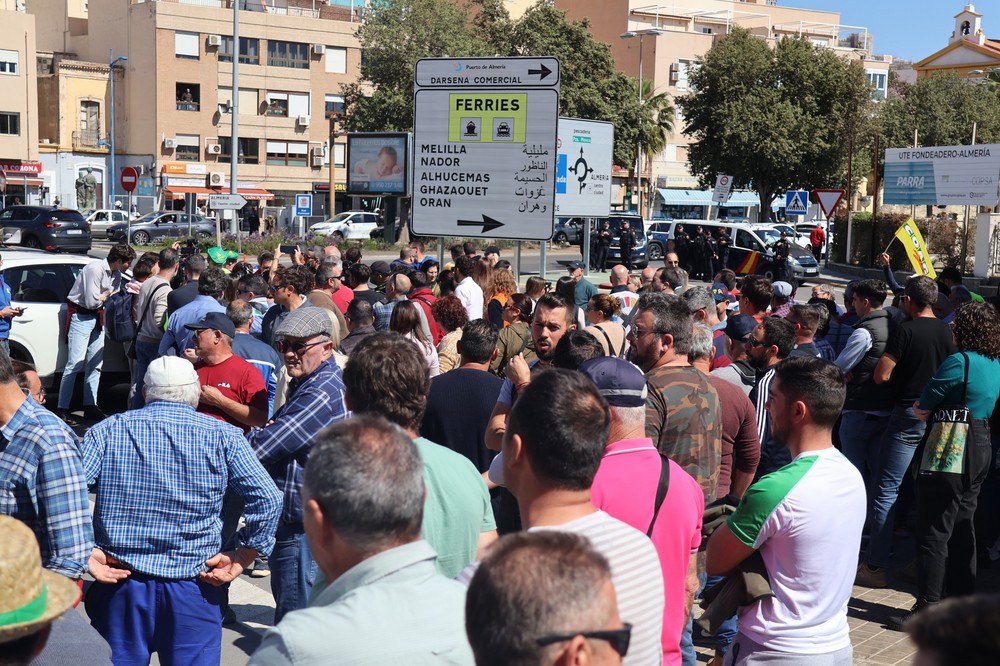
[
  {"left": 176, "top": 100, "right": 201, "bottom": 111},
  {"left": 72, "top": 130, "right": 108, "bottom": 150}
]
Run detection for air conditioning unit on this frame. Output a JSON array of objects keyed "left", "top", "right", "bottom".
[
  {"left": 310, "top": 147, "right": 324, "bottom": 167},
  {"left": 669, "top": 62, "right": 680, "bottom": 82},
  {"left": 207, "top": 144, "right": 222, "bottom": 155},
  {"left": 208, "top": 172, "right": 227, "bottom": 187},
  {"left": 297, "top": 115, "right": 310, "bottom": 127},
  {"left": 312, "top": 44, "right": 326, "bottom": 55},
  {"left": 163, "top": 138, "right": 177, "bottom": 149},
  {"left": 207, "top": 34, "right": 222, "bottom": 47}
]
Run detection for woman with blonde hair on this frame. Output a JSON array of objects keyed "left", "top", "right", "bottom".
[
  {"left": 584, "top": 294, "right": 628, "bottom": 358},
  {"left": 486, "top": 269, "right": 519, "bottom": 328},
  {"left": 472, "top": 258, "right": 493, "bottom": 304}
]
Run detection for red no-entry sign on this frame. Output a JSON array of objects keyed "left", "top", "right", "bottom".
[{"left": 120, "top": 166, "right": 138, "bottom": 193}]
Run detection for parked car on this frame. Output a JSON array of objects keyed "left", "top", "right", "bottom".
[
  {"left": 646, "top": 221, "right": 671, "bottom": 261},
  {"left": 310, "top": 211, "right": 380, "bottom": 241},
  {"left": 765, "top": 222, "right": 811, "bottom": 251},
  {"left": 107, "top": 211, "right": 217, "bottom": 245},
  {"left": 1, "top": 250, "right": 128, "bottom": 390},
  {"left": 794, "top": 221, "right": 835, "bottom": 258},
  {"left": 84, "top": 208, "right": 134, "bottom": 235},
  {"left": 0, "top": 206, "right": 92, "bottom": 253},
  {"left": 552, "top": 218, "right": 585, "bottom": 244}
]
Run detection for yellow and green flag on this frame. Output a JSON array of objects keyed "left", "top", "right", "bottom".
[{"left": 894, "top": 218, "right": 937, "bottom": 280}]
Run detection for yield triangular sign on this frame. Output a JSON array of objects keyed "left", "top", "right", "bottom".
[{"left": 814, "top": 189, "right": 845, "bottom": 219}]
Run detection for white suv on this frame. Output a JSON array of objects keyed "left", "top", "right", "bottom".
[
  {"left": 2, "top": 250, "right": 128, "bottom": 386},
  {"left": 309, "top": 211, "right": 379, "bottom": 241}
]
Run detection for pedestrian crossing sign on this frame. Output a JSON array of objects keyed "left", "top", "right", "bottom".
[{"left": 785, "top": 190, "right": 809, "bottom": 215}]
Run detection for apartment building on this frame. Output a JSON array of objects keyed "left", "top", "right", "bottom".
[
  {"left": 0, "top": 3, "right": 41, "bottom": 208},
  {"left": 19, "top": 0, "right": 363, "bottom": 217},
  {"left": 556, "top": 0, "right": 893, "bottom": 219}
]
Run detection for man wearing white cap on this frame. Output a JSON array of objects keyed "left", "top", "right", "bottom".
[
  {"left": 81, "top": 356, "right": 282, "bottom": 664},
  {"left": 247, "top": 306, "right": 349, "bottom": 623}
]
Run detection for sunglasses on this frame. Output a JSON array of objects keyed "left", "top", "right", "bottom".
[
  {"left": 745, "top": 337, "right": 766, "bottom": 348},
  {"left": 269, "top": 283, "right": 283, "bottom": 292},
  {"left": 536, "top": 623, "right": 632, "bottom": 657},
  {"left": 276, "top": 339, "right": 328, "bottom": 355}
]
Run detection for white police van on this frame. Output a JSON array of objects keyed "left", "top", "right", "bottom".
[{"left": 661, "top": 220, "right": 820, "bottom": 286}]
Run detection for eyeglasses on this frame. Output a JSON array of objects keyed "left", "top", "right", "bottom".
[
  {"left": 536, "top": 623, "right": 632, "bottom": 657},
  {"left": 629, "top": 327, "right": 663, "bottom": 338},
  {"left": 270, "top": 283, "right": 284, "bottom": 292},
  {"left": 276, "top": 338, "right": 329, "bottom": 355},
  {"left": 745, "top": 337, "right": 766, "bottom": 348}
]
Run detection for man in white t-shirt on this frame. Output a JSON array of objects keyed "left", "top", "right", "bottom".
[
  {"left": 501, "top": 368, "right": 665, "bottom": 666},
  {"left": 706, "top": 356, "right": 865, "bottom": 664},
  {"left": 453, "top": 255, "right": 483, "bottom": 321}
]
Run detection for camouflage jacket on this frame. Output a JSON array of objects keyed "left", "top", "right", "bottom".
[{"left": 644, "top": 364, "right": 723, "bottom": 502}]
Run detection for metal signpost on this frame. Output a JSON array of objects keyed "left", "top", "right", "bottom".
[
  {"left": 208, "top": 193, "right": 247, "bottom": 247},
  {"left": 120, "top": 166, "right": 138, "bottom": 242},
  {"left": 555, "top": 117, "right": 613, "bottom": 274},
  {"left": 412, "top": 57, "right": 561, "bottom": 255}
]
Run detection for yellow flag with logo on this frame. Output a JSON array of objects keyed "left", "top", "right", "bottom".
[{"left": 894, "top": 218, "right": 937, "bottom": 280}]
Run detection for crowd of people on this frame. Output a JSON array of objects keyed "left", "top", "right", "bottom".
[{"left": 2, "top": 235, "right": 1000, "bottom": 666}]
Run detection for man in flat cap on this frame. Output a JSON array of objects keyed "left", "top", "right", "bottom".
[{"left": 247, "top": 307, "right": 349, "bottom": 623}]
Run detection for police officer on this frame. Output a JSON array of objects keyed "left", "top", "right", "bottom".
[
  {"left": 673, "top": 224, "right": 691, "bottom": 273},
  {"left": 619, "top": 221, "right": 637, "bottom": 271},
  {"left": 772, "top": 231, "right": 790, "bottom": 281}
]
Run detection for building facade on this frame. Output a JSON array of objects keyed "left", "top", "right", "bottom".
[
  {"left": 556, "top": 0, "right": 893, "bottom": 220},
  {"left": 914, "top": 4, "right": 1000, "bottom": 80},
  {"left": 0, "top": 3, "right": 42, "bottom": 208}
]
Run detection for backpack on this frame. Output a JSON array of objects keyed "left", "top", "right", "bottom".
[{"left": 104, "top": 287, "right": 135, "bottom": 343}]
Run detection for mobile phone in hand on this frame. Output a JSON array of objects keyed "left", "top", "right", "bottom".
[{"left": 279, "top": 244, "right": 299, "bottom": 255}]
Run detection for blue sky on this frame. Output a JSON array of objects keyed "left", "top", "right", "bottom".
[{"left": 787, "top": 0, "right": 975, "bottom": 62}]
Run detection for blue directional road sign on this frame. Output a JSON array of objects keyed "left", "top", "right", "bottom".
[
  {"left": 295, "top": 194, "right": 313, "bottom": 217},
  {"left": 784, "top": 190, "right": 809, "bottom": 216}
]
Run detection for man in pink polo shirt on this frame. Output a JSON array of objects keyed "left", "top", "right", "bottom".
[{"left": 583, "top": 356, "right": 704, "bottom": 666}]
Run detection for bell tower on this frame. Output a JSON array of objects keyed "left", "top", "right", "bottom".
[{"left": 951, "top": 4, "right": 985, "bottom": 46}]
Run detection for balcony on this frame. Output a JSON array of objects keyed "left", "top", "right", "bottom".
[{"left": 73, "top": 130, "right": 109, "bottom": 151}]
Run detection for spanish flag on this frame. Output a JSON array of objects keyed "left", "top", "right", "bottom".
[
  {"left": 737, "top": 251, "right": 761, "bottom": 275},
  {"left": 894, "top": 218, "right": 937, "bottom": 280}
]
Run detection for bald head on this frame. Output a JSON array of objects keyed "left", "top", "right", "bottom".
[
  {"left": 641, "top": 266, "right": 656, "bottom": 286},
  {"left": 610, "top": 265, "right": 630, "bottom": 286}
]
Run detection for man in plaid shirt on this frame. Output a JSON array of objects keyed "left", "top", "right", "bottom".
[
  {"left": 0, "top": 348, "right": 92, "bottom": 581},
  {"left": 248, "top": 306, "right": 349, "bottom": 623}
]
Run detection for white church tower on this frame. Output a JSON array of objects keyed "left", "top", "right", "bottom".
[{"left": 951, "top": 4, "right": 985, "bottom": 46}]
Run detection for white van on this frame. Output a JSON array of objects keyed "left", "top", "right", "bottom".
[{"left": 660, "top": 220, "right": 821, "bottom": 286}]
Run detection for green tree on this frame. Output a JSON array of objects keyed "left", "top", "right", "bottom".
[
  {"left": 882, "top": 72, "right": 1000, "bottom": 149},
  {"left": 341, "top": 0, "right": 490, "bottom": 132},
  {"left": 678, "top": 28, "right": 871, "bottom": 222}
]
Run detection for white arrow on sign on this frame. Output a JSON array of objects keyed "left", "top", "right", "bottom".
[{"left": 209, "top": 193, "right": 247, "bottom": 210}]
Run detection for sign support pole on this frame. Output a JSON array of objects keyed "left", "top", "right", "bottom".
[
  {"left": 437, "top": 238, "right": 445, "bottom": 268},
  {"left": 539, "top": 241, "right": 547, "bottom": 281},
  {"left": 583, "top": 219, "right": 592, "bottom": 276},
  {"left": 127, "top": 191, "right": 133, "bottom": 243},
  {"left": 514, "top": 241, "right": 522, "bottom": 285}
]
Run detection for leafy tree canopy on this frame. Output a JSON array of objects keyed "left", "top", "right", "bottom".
[
  {"left": 342, "top": 0, "right": 669, "bottom": 169},
  {"left": 882, "top": 72, "right": 1000, "bottom": 149},
  {"left": 678, "top": 28, "right": 871, "bottom": 222}
]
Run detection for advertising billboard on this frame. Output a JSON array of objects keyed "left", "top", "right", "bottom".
[
  {"left": 884, "top": 144, "right": 1000, "bottom": 206},
  {"left": 346, "top": 133, "right": 410, "bottom": 196}
]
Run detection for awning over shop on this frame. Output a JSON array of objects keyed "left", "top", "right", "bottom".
[
  {"left": 166, "top": 186, "right": 215, "bottom": 199},
  {"left": 0, "top": 175, "right": 44, "bottom": 188},
  {"left": 657, "top": 189, "right": 764, "bottom": 207},
  {"left": 238, "top": 188, "right": 274, "bottom": 201}
]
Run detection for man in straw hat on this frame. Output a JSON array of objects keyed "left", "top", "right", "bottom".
[
  {"left": 81, "top": 356, "right": 282, "bottom": 664},
  {"left": 0, "top": 515, "right": 109, "bottom": 665}
]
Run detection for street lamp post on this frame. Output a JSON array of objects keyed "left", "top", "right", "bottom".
[
  {"left": 109, "top": 50, "right": 127, "bottom": 211},
  {"left": 620, "top": 28, "right": 662, "bottom": 217}
]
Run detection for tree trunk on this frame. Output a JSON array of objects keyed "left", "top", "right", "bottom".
[{"left": 756, "top": 186, "right": 775, "bottom": 224}]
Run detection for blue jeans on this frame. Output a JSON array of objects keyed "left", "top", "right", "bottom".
[
  {"left": 839, "top": 411, "right": 889, "bottom": 500},
  {"left": 704, "top": 574, "right": 738, "bottom": 654},
  {"left": 270, "top": 522, "right": 317, "bottom": 624},
  {"left": 866, "top": 404, "right": 927, "bottom": 569},
  {"left": 130, "top": 339, "right": 161, "bottom": 409},
  {"left": 58, "top": 312, "right": 104, "bottom": 410}
]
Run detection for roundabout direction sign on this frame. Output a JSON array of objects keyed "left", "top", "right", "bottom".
[{"left": 411, "top": 57, "right": 560, "bottom": 240}]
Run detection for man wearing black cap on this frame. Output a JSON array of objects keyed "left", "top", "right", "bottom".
[
  {"left": 247, "top": 306, "right": 348, "bottom": 623},
  {"left": 619, "top": 220, "right": 637, "bottom": 271},
  {"left": 187, "top": 312, "right": 268, "bottom": 433},
  {"left": 710, "top": 314, "right": 758, "bottom": 396},
  {"left": 369, "top": 260, "right": 392, "bottom": 296}
]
